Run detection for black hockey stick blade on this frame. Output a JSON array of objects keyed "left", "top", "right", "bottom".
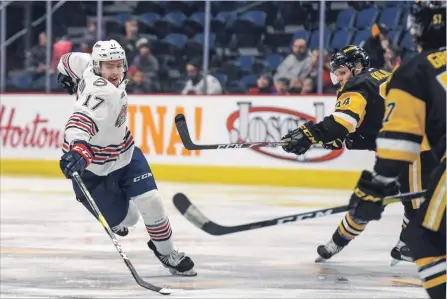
[
  {"left": 173, "top": 190, "right": 426, "bottom": 236},
  {"left": 175, "top": 114, "right": 288, "bottom": 150}
]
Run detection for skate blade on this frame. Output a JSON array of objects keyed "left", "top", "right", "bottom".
[
  {"left": 169, "top": 268, "right": 198, "bottom": 277},
  {"left": 390, "top": 258, "right": 400, "bottom": 267},
  {"left": 315, "top": 256, "right": 328, "bottom": 263}
]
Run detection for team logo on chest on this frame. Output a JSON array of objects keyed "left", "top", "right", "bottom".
[{"left": 115, "top": 104, "right": 127, "bottom": 128}]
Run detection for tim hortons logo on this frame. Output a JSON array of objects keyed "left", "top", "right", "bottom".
[
  {"left": 225, "top": 102, "right": 344, "bottom": 163},
  {"left": 0, "top": 105, "right": 62, "bottom": 149}
]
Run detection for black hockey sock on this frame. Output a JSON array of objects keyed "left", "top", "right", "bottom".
[
  {"left": 415, "top": 256, "right": 446, "bottom": 299},
  {"left": 332, "top": 212, "right": 367, "bottom": 247}
]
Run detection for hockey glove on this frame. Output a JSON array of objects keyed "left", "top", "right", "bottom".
[
  {"left": 57, "top": 72, "right": 78, "bottom": 95},
  {"left": 348, "top": 170, "right": 399, "bottom": 222},
  {"left": 60, "top": 140, "right": 94, "bottom": 179},
  {"left": 323, "top": 138, "right": 344, "bottom": 150},
  {"left": 281, "top": 121, "right": 322, "bottom": 155},
  {"left": 345, "top": 133, "right": 376, "bottom": 151}
]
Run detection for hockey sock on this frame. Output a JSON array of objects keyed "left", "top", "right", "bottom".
[
  {"left": 132, "top": 189, "right": 174, "bottom": 255},
  {"left": 332, "top": 211, "right": 367, "bottom": 247},
  {"left": 415, "top": 256, "right": 446, "bottom": 299}
]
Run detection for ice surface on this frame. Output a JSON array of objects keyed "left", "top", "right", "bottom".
[{"left": 0, "top": 177, "right": 427, "bottom": 298}]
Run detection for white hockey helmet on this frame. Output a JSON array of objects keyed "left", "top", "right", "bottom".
[{"left": 91, "top": 39, "right": 128, "bottom": 80}]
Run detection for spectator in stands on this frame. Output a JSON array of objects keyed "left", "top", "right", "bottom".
[
  {"left": 132, "top": 38, "right": 159, "bottom": 80},
  {"left": 308, "top": 49, "right": 332, "bottom": 92},
  {"left": 301, "top": 78, "right": 314, "bottom": 94},
  {"left": 248, "top": 73, "right": 275, "bottom": 94},
  {"left": 81, "top": 20, "right": 105, "bottom": 53},
  {"left": 28, "top": 32, "right": 48, "bottom": 79},
  {"left": 182, "top": 58, "right": 222, "bottom": 95},
  {"left": 383, "top": 44, "right": 402, "bottom": 72},
  {"left": 363, "top": 23, "right": 390, "bottom": 69},
  {"left": 127, "top": 69, "right": 157, "bottom": 93},
  {"left": 289, "top": 79, "right": 302, "bottom": 94},
  {"left": 120, "top": 19, "right": 141, "bottom": 63},
  {"left": 274, "top": 38, "right": 311, "bottom": 82},
  {"left": 275, "top": 78, "right": 290, "bottom": 95},
  {"left": 50, "top": 36, "right": 72, "bottom": 73}
]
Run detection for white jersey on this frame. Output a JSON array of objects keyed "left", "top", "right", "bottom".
[
  {"left": 181, "top": 74, "right": 222, "bottom": 95},
  {"left": 58, "top": 52, "right": 134, "bottom": 176}
]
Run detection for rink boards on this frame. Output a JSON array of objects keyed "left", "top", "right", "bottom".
[{"left": 0, "top": 94, "right": 376, "bottom": 189}]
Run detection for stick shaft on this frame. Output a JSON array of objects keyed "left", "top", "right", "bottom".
[{"left": 72, "top": 172, "right": 169, "bottom": 294}]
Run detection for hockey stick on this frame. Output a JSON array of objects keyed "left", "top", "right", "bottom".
[
  {"left": 173, "top": 191, "right": 426, "bottom": 236},
  {"left": 72, "top": 172, "right": 177, "bottom": 295},
  {"left": 175, "top": 114, "right": 288, "bottom": 150}
]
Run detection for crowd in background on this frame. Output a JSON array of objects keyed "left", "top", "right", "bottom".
[{"left": 5, "top": 1, "right": 409, "bottom": 94}]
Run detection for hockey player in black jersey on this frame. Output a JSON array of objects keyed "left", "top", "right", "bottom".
[
  {"left": 281, "top": 45, "right": 438, "bottom": 265},
  {"left": 347, "top": 1, "right": 445, "bottom": 298}
]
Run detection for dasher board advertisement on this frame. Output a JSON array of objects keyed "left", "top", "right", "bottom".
[{"left": 1, "top": 94, "right": 375, "bottom": 189}]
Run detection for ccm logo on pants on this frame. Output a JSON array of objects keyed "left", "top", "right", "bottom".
[{"left": 133, "top": 173, "right": 153, "bottom": 182}]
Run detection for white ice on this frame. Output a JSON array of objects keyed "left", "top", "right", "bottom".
[{"left": 0, "top": 176, "right": 427, "bottom": 298}]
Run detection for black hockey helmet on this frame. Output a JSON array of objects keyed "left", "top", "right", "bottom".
[
  {"left": 330, "top": 45, "right": 370, "bottom": 78},
  {"left": 408, "top": 0, "right": 446, "bottom": 50}
]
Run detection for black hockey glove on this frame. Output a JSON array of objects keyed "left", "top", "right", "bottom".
[
  {"left": 57, "top": 72, "right": 78, "bottom": 95},
  {"left": 345, "top": 133, "right": 376, "bottom": 151},
  {"left": 281, "top": 121, "right": 322, "bottom": 155},
  {"left": 348, "top": 170, "right": 399, "bottom": 222},
  {"left": 323, "top": 138, "right": 344, "bottom": 150},
  {"left": 60, "top": 140, "right": 94, "bottom": 179}
]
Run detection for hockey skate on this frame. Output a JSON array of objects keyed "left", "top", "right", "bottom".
[
  {"left": 390, "top": 240, "right": 413, "bottom": 266},
  {"left": 148, "top": 240, "right": 197, "bottom": 276},
  {"left": 315, "top": 239, "right": 345, "bottom": 262},
  {"left": 112, "top": 226, "right": 129, "bottom": 237}
]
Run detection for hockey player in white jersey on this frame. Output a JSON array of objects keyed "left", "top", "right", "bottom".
[{"left": 57, "top": 40, "right": 196, "bottom": 276}]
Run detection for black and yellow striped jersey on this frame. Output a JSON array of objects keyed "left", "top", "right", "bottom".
[
  {"left": 374, "top": 47, "right": 446, "bottom": 178},
  {"left": 315, "top": 68, "right": 391, "bottom": 146}
]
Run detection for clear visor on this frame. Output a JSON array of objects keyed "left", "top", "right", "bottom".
[{"left": 330, "top": 72, "right": 340, "bottom": 85}]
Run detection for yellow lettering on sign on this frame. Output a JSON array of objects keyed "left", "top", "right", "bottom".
[{"left": 128, "top": 105, "right": 203, "bottom": 157}]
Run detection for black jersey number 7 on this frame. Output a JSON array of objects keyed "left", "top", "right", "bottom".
[{"left": 82, "top": 95, "right": 105, "bottom": 111}]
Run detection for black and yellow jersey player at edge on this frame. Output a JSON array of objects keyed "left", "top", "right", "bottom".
[
  {"left": 281, "top": 42, "right": 439, "bottom": 266},
  {"left": 345, "top": 1, "right": 446, "bottom": 299}
]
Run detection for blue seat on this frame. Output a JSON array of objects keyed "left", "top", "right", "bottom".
[
  {"left": 309, "top": 27, "right": 331, "bottom": 49},
  {"left": 388, "top": 29, "right": 403, "bottom": 45},
  {"left": 138, "top": 13, "right": 160, "bottom": 28},
  {"left": 336, "top": 8, "right": 356, "bottom": 29},
  {"left": 356, "top": 7, "right": 379, "bottom": 28},
  {"left": 266, "top": 54, "right": 283, "bottom": 70},
  {"left": 292, "top": 30, "right": 310, "bottom": 43},
  {"left": 400, "top": 9, "right": 409, "bottom": 26},
  {"left": 10, "top": 73, "right": 32, "bottom": 89},
  {"left": 238, "top": 56, "right": 255, "bottom": 73},
  {"left": 212, "top": 11, "right": 237, "bottom": 32},
  {"left": 186, "top": 33, "right": 216, "bottom": 50},
  {"left": 401, "top": 32, "right": 416, "bottom": 51},
  {"left": 161, "top": 33, "right": 188, "bottom": 54},
  {"left": 352, "top": 29, "right": 371, "bottom": 46},
  {"left": 234, "top": 10, "right": 267, "bottom": 30},
  {"left": 184, "top": 12, "right": 205, "bottom": 31},
  {"left": 226, "top": 80, "right": 247, "bottom": 93},
  {"left": 330, "top": 29, "right": 354, "bottom": 51},
  {"left": 155, "top": 11, "right": 186, "bottom": 31},
  {"left": 113, "top": 13, "right": 133, "bottom": 26},
  {"left": 379, "top": 7, "right": 402, "bottom": 28},
  {"left": 240, "top": 74, "right": 258, "bottom": 88},
  {"left": 214, "top": 73, "right": 228, "bottom": 87}
]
